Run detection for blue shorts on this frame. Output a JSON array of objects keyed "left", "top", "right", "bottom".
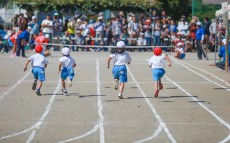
[
  {"left": 61, "top": 67, "right": 75, "bottom": 81},
  {"left": 180, "top": 53, "right": 186, "bottom": 59},
  {"left": 112, "top": 65, "right": 127, "bottom": 83},
  {"left": 152, "top": 68, "right": 165, "bottom": 81},
  {"left": 32, "top": 67, "right": 45, "bottom": 81}
]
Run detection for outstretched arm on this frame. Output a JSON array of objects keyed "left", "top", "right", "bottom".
[
  {"left": 107, "top": 57, "right": 112, "bottom": 68},
  {"left": 165, "top": 55, "right": 172, "bottom": 67},
  {"left": 24, "top": 60, "right": 30, "bottom": 72},
  {"left": 58, "top": 62, "right": 62, "bottom": 73}
]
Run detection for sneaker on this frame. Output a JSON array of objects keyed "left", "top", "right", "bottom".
[
  {"left": 32, "top": 80, "right": 37, "bottom": 90},
  {"left": 62, "top": 89, "right": 68, "bottom": 96},
  {"left": 154, "top": 90, "right": 159, "bottom": 98},
  {"left": 114, "top": 80, "right": 119, "bottom": 90},
  {"left": 36, "top": 90, "right": 42, "bottom": 96},
  {"left": 67, "top": 78, "right": 72, "bottom": 87},
  {"left": 118, "top": 93, "right": 123, "bottom": 99}
]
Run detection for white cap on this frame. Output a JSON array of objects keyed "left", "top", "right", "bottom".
[
  {"left": 99, "top": 12, "right": 103, "bottom": 16},
  {"left": 27, "top": 26, "right": 32, "bottom": 30},
  {"left": 140, "top": 32, "right": 144, "bottom": 36},
  {"left": 32, "top": 16, "right": 36, "bottom": 19},
  {"left": 177, "top": 42, "right": 183, "bottom": 46},
  {"left": 54, "top": 13, "right": 58, "bottom": 16},
  {"left": 45, "top": 34, "right": 50, "bottom": 39},
  {"left": 117, "top": 41, "right": 125, "bottom": 48},
  {"left": 222, "top": 39, "right": 226, "bottom": 45},
  {"left": 196, "top": 21, "right": 202, "bottom": 26},
  {"left": 62, "top": 47, "right": 70, "bottom": 56}
]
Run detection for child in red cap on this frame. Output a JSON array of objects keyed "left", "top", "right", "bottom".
[
  {"left": 23, "top": 44, "right": 48, "bottom": 96},
  {"left": 148, "top": 47, "right": 172, "bottom": 97}
]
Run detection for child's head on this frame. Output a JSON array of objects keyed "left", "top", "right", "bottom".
[
  {"left": 117, "top": 41, "right": 125, "bottom": 53},
  {"left": 177, "top": 42, "right": 183, "bottom": 48},
  {"left": 153, "top": 47, "right": 162, "bottom": 56},
  {"left": 35, "top": 45, "right": 43, "bottom": 53},
  {"left": 62, "top": 47, "right": 70, "bottom": 56}
]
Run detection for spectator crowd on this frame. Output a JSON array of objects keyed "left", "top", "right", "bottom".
[{"left": 0, "top": 9, "right": 226, "bottom": 54}]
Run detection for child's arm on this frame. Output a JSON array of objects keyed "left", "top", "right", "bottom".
[
  {"left": 44, "top": 64, "right": 47, "bottom": 69},
  {"left": 165, "top": 55, "right": 172, "bottom": 67},
  {"left": 73, "top": 63, "right": 76, "bottom": 68},
  {"left": 107, "top": 57, "right": 112, "bottom": 68},
  {"left": 58, "top": 62, "right": 62, "bottom": 73},
  {"left": 24, "top": 60, "right": 30, "bottom": 72}
]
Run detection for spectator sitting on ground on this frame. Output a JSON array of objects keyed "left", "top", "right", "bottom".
[{"left": 175, "top": 42, "right": 186, "bottom": 59}]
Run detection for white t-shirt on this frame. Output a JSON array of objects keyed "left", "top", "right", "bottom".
[
  {"left": 148, "top": 55, "right": 165, "bottom": 69},
  {"left": 59, "top": 56, "right": 76, "bottom": 68},
  {"left": 110, "top": 52, "right": 132, "bottom": 65},
  {"left": 29, "top": 53, "right": 48, "bottom": 68},
  {"left": 41, "top": 19, "right": 53, "bottom": 33},
  {"left": 177, "top": 47, "right": 185, "bottom": 53}
]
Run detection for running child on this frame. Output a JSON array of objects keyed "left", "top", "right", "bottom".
[
  {"left": 24, "top": 45, "right": 48, "bottom": 96},
  {"left": 175, "top": 42, "right": 186, "bottom": 59},
  {"left": 58, "top": 47, "right": 76, "bottom": 95},
  {"left": 149, "top": 47, "right": 172, "bottom": 98},
  {"left": 107, "top": 41, "right": 132, "bottom": 99}
]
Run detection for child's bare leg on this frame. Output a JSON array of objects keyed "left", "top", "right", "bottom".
[
  {"left": 159, "top": 78, "right": 163, "bottom": 90},
  {"left": 61, "top": 79, "right": 66, "bottom": 90},
  {"left": 119, "top": 83, "right": 124, "bottom": 94},
  {"left": 154, "top": 80, "right": 160, "bottom": 98},
  {"left": 114, "top": 79, "right": 119, "bottom": 90},
  {"left": 37, "top": 81, "right": 43, "bottom": 90}
]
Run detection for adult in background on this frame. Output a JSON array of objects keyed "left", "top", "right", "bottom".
[
  {"left": 195, "top": 22, "right": 208, "bottom": 60},
  {"left": 41, "top": 15, "right": 53, "bottom": 43},
  {"left": 53, "top": 12, "right": 63, "bottom": 37},
  {"left": 16, "top": 27, "right": 31, "bottom": 57}
]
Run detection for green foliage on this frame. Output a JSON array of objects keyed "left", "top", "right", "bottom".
[{"left": 195, "top": 4, "right": 220, "bottom": 21}]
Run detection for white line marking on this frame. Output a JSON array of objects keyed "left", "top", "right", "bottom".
[
  {"left": 165, "top": 75, "right": 230, "bottom": 143},
  {"left": 133, "top": 125, "right": 163, "bottom": 143},
  {"left": 171, "top": 57, "right": 230, "bottom": 92},
  {"left": 57, "top": 124, "right": 99, "bottom": 143},
  {"left": 127, "top": 67, "right": 176, "bottom": 143},
  {"left": 96, "top": 59, "right": 105, "bottom": 143},
  {"left": 25, "top": 80, "right": 61, "bottom": 143},
  {"left": 0, "top": 71, "right": 31, "bottom": 101},
  {"left": 176, "top": 59, "right": 230, "bottom": 86}
]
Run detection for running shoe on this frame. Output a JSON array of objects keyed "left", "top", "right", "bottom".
[
  {"left": 62, "top": 89, "right": 68, "bottom": 96},
  {"left": 32, "top": 80, "right": 37, "bottom": 90},
  {"left": 36, "top": 90, "right": 41, "bottom": 96},
  {"left": 114, "top": 80, "right": 119, "bottom": 90},
  {"left": 118, "top": 93, "right": 123, "bottom": 99},
  {"left": 154, "top": 90, "right": 159, "bottom": 98}
]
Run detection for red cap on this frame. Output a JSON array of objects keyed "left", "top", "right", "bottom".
[
  {"left": 153, "top": 47, "right": 162, "bottom": 56},
  {"left": 35, "top": 45, "right": 43, "bottom": 53}
]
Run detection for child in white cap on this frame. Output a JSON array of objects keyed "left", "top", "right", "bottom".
[
  {"left": 107, "top": 41, "right": 132, "bottom": 99},
  {"left": 24, "top": 45, "right": 48, "bottom": 96},
  {"left": 149, "top": 47, "right": 171, "bottom": 98},
  {"left": 175, "top": 42, "right": 186, "bottom": 59},
  {"left": 58, "top": 47, "right": 76, "bottom": 95}
]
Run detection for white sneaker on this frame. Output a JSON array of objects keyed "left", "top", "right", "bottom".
[
  {"left": 118, "top": 93, "right": 123, "bottom": 99},
  {"left": 62, "top": 89, "right": 68, "bottom": 96},
  {"left": 114, "top": 80, "right": 119, "bottom": 90},
  {"left": 67, "top": 78, "right": 72, "bottom": 87}
]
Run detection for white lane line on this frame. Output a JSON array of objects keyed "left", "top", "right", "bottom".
[
  {"left": 25, "top": 80, "right": 61, "bottom": 143},
  {"left": 57, "top": 124, "right": 99, "bottom": 143},
  {"left": 133, "top": 125, "right": 163, "bottom": 143},
  {"left": 171, "top": 57, "right": 230, "bottom": 92},
  {"left": 0, "top": 70, "right": 31, "bottom": 101},
  {"left": 176, "top": 59, "right": 230, "bottom": 86},
  {"left": 96, "top": 59, "right": 105, "bottom": 143},
  {"left": 165, "top": 75, "right": 230, "bottom": 143},
  {"left": 0, "top": 80, "right": 61, "bottom": 140},
  {"left": 127, "top": 67, "right": 176, "bottom": 143},
  {"left": 56, "top": 60, "right": 104, "bottom": 143}
]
